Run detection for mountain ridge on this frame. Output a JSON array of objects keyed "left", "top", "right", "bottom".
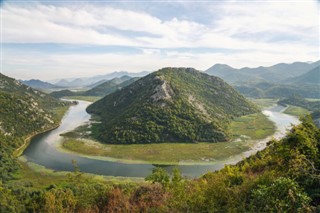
[
  {"left": 52, "top": 71, "right": 149, "bottom": 88},
  {"left": 20, "top": 79, "right": 61, "bottom": 90},
  {"left": 205, "top": 60, "right": 320, "bottom": 84},
  {"left": 50, "top": 76, "right": 139, "bottom": 98},
  {"left": 284, "top": 65, "right": 320, "bottom": 85}
]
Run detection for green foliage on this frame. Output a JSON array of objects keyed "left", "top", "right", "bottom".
[
  {"left": 0, "top": 93, "right": 56, "bottom": 137},
  {"left": 1, "top": 73, "right": 320, "bottom": 212},
  {"left": 236, "top": 82, "right": 320, "bottom": 98},
  {"left": 278, "top": 95, "right": 320, "bottom": 112},
  {"left": 0, "top": 181, "right": 22, "bottom": 212},
  {"left": 1, "top": 114, "right": 320, "bottom": 212},
  {"left": 145, "top": 167, "right": 170, "bottom": 188},
  {"left": 284, "top": 105, "right": 310, "bottom": 117},
  {"left": 87, "top": 67, "right": 258, "bottom": 144},
  {"left": 251, "top": 177, "right": 313, "bottom": 212}
]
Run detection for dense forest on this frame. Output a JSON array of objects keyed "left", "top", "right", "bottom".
[
  {"left": 1, "top": 115, "right": 319, "bottom": 212},
  {"left": 87, "top": 67, "right": 258, "bottom": 144},
  {"left": 0, "top": 73, "right": 70, "bottom": 182}
]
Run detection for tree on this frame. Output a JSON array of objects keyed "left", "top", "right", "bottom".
[
  {"left": 251, "top": 177, "right": 313, "bottom": 212},
  {"left": 145, "top": 167, "right": 170, "bottom": 188}
]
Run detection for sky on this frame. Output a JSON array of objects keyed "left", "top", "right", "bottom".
[{"left": 1, "top": 0, "right": 319, "bottom": 80}]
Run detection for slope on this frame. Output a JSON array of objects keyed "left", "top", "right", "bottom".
[
  {"left": 0, "top": 73, "right": 71, "bottom": 181},
  {"left": 285, "top": 65, "right": 320, "bottom": 85},
  {"left": 83, "top": 76, "right": 138, "bottom": 96},
  {"left": 87, "top": 67, "right": 258, "bottom": 144}
]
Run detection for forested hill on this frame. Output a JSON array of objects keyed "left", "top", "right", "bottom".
[
  {"left": 87, "top": 67, "right": 258, "bottom": 144},
  {"left": 0, "top": 73, "right": 68, "bottom": 110},
  {"left": 0, "top": 73, "right": 70, "bottom": 181}
]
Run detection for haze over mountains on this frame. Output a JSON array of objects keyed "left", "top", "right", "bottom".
[
  {"left": 205, "top": 61, "right": 320, "bottom": 84},
  {"left": 19, "top": 60, "right": 319, "bottom": 99},
  {"left": 205, "top": 61, "right": 320, "bottom": 98},
  {"left": 19, "top": 79, "right": 61, "bottom": 90},
  {"left": 51, "top": 71, "right": 149, "bottom": 88},
  {"left": 50, "top": 76, "right": 140, "bottom": 98},
  {"left": 284, "top": 65, "right": 320, "bottom": 85}
]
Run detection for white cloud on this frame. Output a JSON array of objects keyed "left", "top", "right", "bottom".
[
  {"left": 1, "top": 1, "right": 319, "bottom": 79},
  {"left": 212, "top": 1, "right": 318, "bottom": 40}
]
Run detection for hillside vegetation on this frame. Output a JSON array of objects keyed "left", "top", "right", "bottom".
[
  {"left": 278, "top": 96, "right": 320, "bottom": 112},
  {"left": 235, "top": 82, "right": 320, "bottom": 98},
  {"left": 0, "top": 73, "right": 71, "bottom": 181},
  {"left": 1, "top": 115, "right": 319, "bottom": 212},
  {"left": 87, "top": 67, "right": 258, "bottom": 144},
  {"left": 1, "top": 73, "right": 319, "bottom": 212}
]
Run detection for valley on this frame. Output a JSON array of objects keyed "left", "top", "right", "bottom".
[
  {"left": 2, "top": 1, "right": 320, "bottom": 211},
  {"left": 1, "top": 67, "right": 319, "bottom": 211},
  {"left": 61, "top": 111, "right": 275, "bottom": 164},
  {"left": 21, "top": 98, "right": 297, "bottom": 178}
]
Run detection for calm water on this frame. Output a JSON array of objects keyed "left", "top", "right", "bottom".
[{"left": 23, "top": 101, "right": 299, "bottom": 178}]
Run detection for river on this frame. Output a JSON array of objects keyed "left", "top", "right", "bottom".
[{"left": 22, "top": 101, "right": 300, "bottom": 178}]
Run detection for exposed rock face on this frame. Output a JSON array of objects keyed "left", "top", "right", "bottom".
[
  {"left": 151, "top": 77, "right": 174, "bottom": 102},
  {"left": 188, "top": 95, "right": 210, "bottom": 122}
]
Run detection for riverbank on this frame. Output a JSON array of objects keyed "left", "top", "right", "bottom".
[
  {"left": 13, "top": 125, "right": 60, "bottom": 157},
  {"left": 59, "top": 139, "right": 256, "bottom": 165},
  {"left": 60, "top": 112, "right": 275, "bottom": 165},
  {"left": 13, "top": 105, "right": 71, "bottom": 157},
  {"left": 11, "top": 155, "right": 144, "bottom": 189},
  {"left": 22, "top": 99, "right": 299, "bottom": 177}
]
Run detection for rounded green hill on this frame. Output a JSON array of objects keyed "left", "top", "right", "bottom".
[{"left": 86, "top": 67, "right": 258, "bottom": 144}]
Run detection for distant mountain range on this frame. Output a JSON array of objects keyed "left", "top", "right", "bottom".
[
  {"left": 204, "top": 61, "right": 320, "bottom": 98},
  {"left": 18, "top": 61, "right": 320, "bottom": 99},
  {"left": 284, "top": 65, "right": 320, "bottom": 85},
  {"left": 84, "top": 76, "right": 139, "bottom": 97},
  {"left": 50, "top": 76, "right": 140, "bottom": 98},
  {"left": 52, "top": 71, "right": 149, "bottom": 88},
  {"left": 20, "top": 79, "right": 61, "bottom": 90},
  {"left": 205, "top": 61, "right": 320, "bottom": 84},
  {"left": 86, "top": 67, "right": 258, "bottom": 144}
]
